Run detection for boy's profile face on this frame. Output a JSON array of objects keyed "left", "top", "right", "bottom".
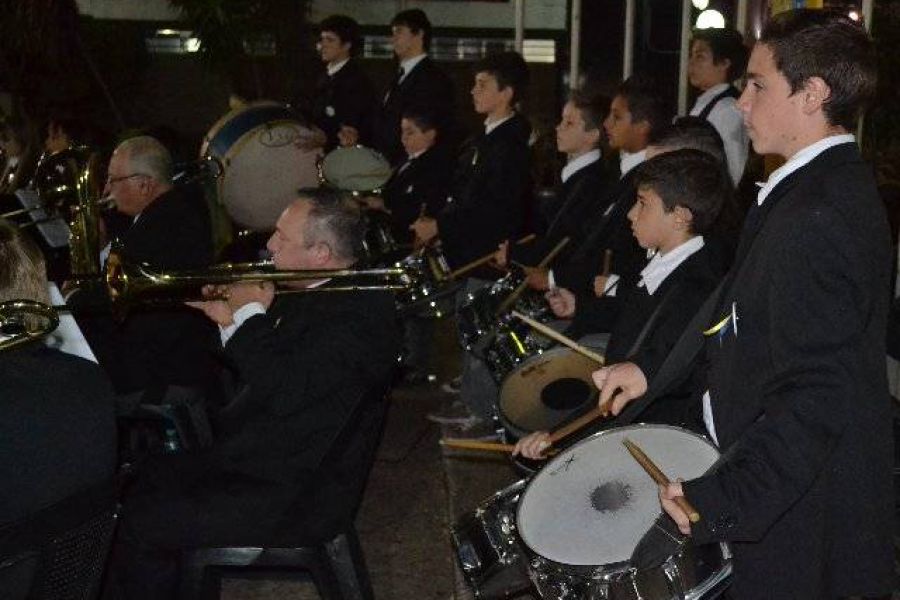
[
  {"left": 688, "top": 39, "right": 730, "bottom": 91},
  {"left": 318, "top": 31, "right": 351, "bottom": 65},
  {"left": 627, "top": 185, "right": 688, "bottom": 253},
  {"left": 391, "top": 25, "right": 423, "bottom": 60},
  {"left": 400, "top": 117, "right": 436, "bottom": 156},
  {"left": 471, "top": 72, "right": 512, "bottom": 117},
  {"left": 603, "top": 95, "right": 647, "bottom": 153},
  {"left": 556, "top": 101, "right": 600, "bottom": 156}
]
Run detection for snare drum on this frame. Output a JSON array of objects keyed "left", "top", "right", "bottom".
[
  {"left": 395, "top": 245, "right": 457, "bottom": 318},
  {"left": 497, "top": 347, "right": 598, "bottom": 439},
  {"left": 319, "top": 145, "right": 392, "bottom": 194},
  {"left": 201, "top": 102, "right": 319, "bottom": 231},
  {"left": 451, "top": 480, "right": 532, "bottom": 599},
  {"left": 517, "top": 424, "right": 731, "bottom": 599}
]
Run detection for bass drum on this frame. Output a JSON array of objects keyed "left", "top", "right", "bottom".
[
  {"left": 518, "top": 424, "right": 731, "bottom": 599},
  {"left": 201, "top": 102, "right": 319, "bottom": 231}
]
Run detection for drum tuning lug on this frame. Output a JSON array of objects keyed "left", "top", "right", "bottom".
[{"left": 662, "top": 557, "right": 686, "bottom": 600}]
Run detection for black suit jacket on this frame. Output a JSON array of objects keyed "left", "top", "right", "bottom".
[
  {"left": 312, "top": 59, "right": 376, "bottom": 151},
  {"left": 438, "top": 114, "right": 532, "bottom": 270},
  {"left": 676, "top": 143, "right": 895, "bottom": 598},
  {"left": 69, "top": 186, "right": 219, "bottom": 395},
  {"left": 372, "top": 57, "right": 455, "bottom": 165},
  {"left": 122, "top": 288, "right": 401, "bottom": 547},
  {"left": 510, "top": 158, "right": 617, "bottom": 268},
  {"left": 552, "top": 169, "right": 646, "bottom": 297},
  {"left": 382, "top": 145, "right": 452, "bottom": 244},
  {"left": 0, "top": 345, "right": 116, "bottom": 525}
]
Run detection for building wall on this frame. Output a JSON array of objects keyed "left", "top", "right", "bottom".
[{"left": 76, "top": 0, "right": 178, "bottom": 21}]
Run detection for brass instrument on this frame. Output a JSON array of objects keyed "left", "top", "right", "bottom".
[
  {"left": 96, "top": 251, "right": 415, "bottom": 319},
  {"left": 0, "top": 299, "right": 61, "bottom": 352}
]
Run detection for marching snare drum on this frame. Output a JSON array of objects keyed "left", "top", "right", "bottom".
[
  {"left": 201, "top": 102, "right": 319, "bottom": 231},
  {"left": 517, "top": 424, "right": 731, "bottom": 599},
  {"left": 394, "top": 245, "right": 457, "bottom": 318},
  {"left": 319, "top": 145, "right": 392, "bottom": 194},
  {"left": 451, "top": 480, "right": 532, "bottom": 600}
]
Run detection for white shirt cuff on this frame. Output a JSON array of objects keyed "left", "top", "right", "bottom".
[
  {"left": 219, "top": 301, "right": 266, "bottom": 345},
  {"left": 603, "top": 274, "right": 620, "bottom": 297}
]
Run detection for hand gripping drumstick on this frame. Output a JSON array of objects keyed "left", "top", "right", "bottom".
[
  {"left": 495, "top": 237, "right": 570, "bottom": 315},
  {"left": 445, "top": 233, "right": 537, "bottom": 280},
  {"left": 623, "top": 438, "right": 701, "bottom": 523}
]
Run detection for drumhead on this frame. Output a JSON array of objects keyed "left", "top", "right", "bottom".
[
  {"left": 498, "top": 347, "right": 598, "bottom": 436},
  {"left": 201, "top": 102, "right": 319, "bottom": 231},
  {"left": 321, "top": 146, "right": 392, "bottom": 193},
  {"left": 517, "top": 424, "right": 719, "bottom": 567}
]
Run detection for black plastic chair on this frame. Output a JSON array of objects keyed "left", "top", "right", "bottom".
[
  {"left": 0, "top": 481, "right": 118, "bottom": 600},
  {"left": 178, "top": 390, "right": 389, "bottom": 600},
  {"left": 179, "top": 525, "right": 373, "bottom": 600}
]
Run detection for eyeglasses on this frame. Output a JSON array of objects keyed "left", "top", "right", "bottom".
[{"left": 106, "top": 173, "right": 148, "bottom": 186}]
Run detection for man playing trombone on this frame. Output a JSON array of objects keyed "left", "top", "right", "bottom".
[{"left": 106, "top": 187, "right": 401, "bottom": 598}]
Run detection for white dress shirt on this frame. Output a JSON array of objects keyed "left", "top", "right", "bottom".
[
  {"left": 561, "top": 149, "right": 601, "bottom": 184},
  {"left": 398, "top": 54, "right": 428, "bottom": 84},
  {"left": 326, "top": 58, "right": 349, "bottom": 77},
  {"left": 690, "top": 82, "right": 749, "bottom": 185},
  {"left": 619, "top": 149, "right": 647, "bottom": 178},
  {"left": 637, "top": 236, "right": 705, "bottom": 295}
]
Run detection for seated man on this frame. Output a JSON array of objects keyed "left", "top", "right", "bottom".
[
  {"left": 0, "top": 219, "right": 116, "bottom": 526},
  {"left": 106, "top": 188, "right": 401, "bottom": 598},
  {"left": 515, "top": 149, "right": 729, "bottom": 458},
  {"left": 66, "top": 135, "right": 219, "bottom": 398}
]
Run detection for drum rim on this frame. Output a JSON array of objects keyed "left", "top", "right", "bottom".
[
  {"left": 516, "top": 423, "right": 720, "bottom": 571},
  {"left": 200, "top": 100, "right": 290, "bottom": 157},
  {"left": 498, "top": 346, "right": 599, "bottom": 436}
]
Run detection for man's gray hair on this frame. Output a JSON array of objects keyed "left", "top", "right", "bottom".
[
  {"left": 115, "top": 135, "right": 173, "bottom": 185},
  {"left": 297, "top": 187, "right": 365, "bottom": 263}
]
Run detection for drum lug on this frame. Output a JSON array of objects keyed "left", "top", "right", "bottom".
[{"left": 662, "top": 557, "right": 686, "bottom": 600}]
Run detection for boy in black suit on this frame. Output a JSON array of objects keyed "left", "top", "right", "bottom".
[
  {"left": 345, "top": 9, "right": 455, "bottom": 165},
  {"left": 515, "top": 149, "right": 728, "bottom": 457},
  {"left": 310, "top": 15, "right": 376, "bottom": 151},
  {"left": 596, "top": 10, "right": 894, "bottom": 598}
]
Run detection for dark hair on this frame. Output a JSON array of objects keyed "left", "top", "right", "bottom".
[
  {"left": 319, "top": 14, "right": 362, "bottom": 56},
  {"left": 296, "top": 187, "right": 365, "bottom": 262},
  {"left": 568, "top": 89, "right": 610, "bottom": 133},
  {"left": 475, "top": 51, "right": 530, "bottom": 105},
  {"left": 391, "top": 9, "right": 432, "bottom": 51},
  {"left": 651, "top": 116, "right": 726, "bottom": 166},
  {"left": 401, "top": 105, "right": 443, "bottom": 136},
  {"left": 617, "top": 74, "right": 673, "bottom": 142},
  {"left": 691, "top": 28, "right": 749, "bottom": 81},
  {"left": 760, "top": 8, "right": 876, "bottom": 130},
  {"left": 633, "top": 149, "right": 729, "bottom": 235}
]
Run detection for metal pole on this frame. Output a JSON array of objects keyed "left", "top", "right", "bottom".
[
  {"left": 677, "top": 0, "right": 692, "bottom": 114},
  {"left": 514, "top": 0, "right": 525, "bottom": 53},
  {"left": 736, "top": 0, "right": 749, "bottom": 37},
  {"left": 623, "top": 0, "right": 635, "bottom": 79},
  {"left": 570, "top": 0, "right": 582, "bottom": 89}
]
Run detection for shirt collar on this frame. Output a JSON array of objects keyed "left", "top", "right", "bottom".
[
  {"left": 326, "top": 58, "right": 349, "bottom": 76},
  {"left": 690, "top": 82, "right": 732, "bottom": 115},
  {"left": 561, "top": 149, "right": 601, "bottom": 183},
  {"left": 485, "top": 113, "right": 515, "bottom": 135},
  {"left": 756, "top": 134, "right": 856, "bottom": 205},
  {"left": 399, "top": 54, "right": 428, "bottom": 83},
  {"left": 638, "top": 235, "right": 705, "bottom": 295},
  {"left": 619, "top": 149, "right": 647, "bottom": 178}
]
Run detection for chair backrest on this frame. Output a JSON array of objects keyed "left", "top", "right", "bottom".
[{"left": 0, "top": 480, "right": 118, "bottom": 600}]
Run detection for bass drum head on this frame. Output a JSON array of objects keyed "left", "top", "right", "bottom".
[
  {"left": 498, "top": 347, "right": 598, "bottom": 437},
  {"left": 201, "top": 102, "right": 319, "bottom": 231},
  {"left": 321, "top": 146, "right": 392, "bottom": 193},
  {"left": 517, "top": 424, "right": 719, "bottom": 567}
]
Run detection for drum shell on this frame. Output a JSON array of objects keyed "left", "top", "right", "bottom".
[
  {"left": 395, "top": 247, "right": 456, "bottom": 318},
  {"left": 201, "top": 102, "right": 319, "bottom": 231},
  {"left": 451, "top": 480, "right": 532, "bottom": 600}
]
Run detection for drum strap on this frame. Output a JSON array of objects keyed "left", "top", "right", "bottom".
[{"left": 623, "top": 284, "right": 679, "bottom": 360}]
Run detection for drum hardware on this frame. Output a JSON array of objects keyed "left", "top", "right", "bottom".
[
  {"left": 517, "top": 424, "right": 731, "bottom": 600},
  {"left": 394, "top": 243, "right": 457, "bottom": 318},
  {"left": 623, "top": 438, "right": 701, "bottom": 523},
  {"left": 495, "top": 236, "right": 569, "bottom": 316},
  {"left": 172, "top": 155, "right": 224, "bottom": 186},
  {"left": 511, "top": 310, "right": 605, "bottom": 365},
  {"left": 0, "top": 299, "right": 61, "bottom": 352},
  {"left": 201, "top": 102, "right": 320, "bottom": 231}
]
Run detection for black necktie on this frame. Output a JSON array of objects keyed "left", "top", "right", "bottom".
[{"left": 385, "top": 67, "right": 405, "bottom": 105}]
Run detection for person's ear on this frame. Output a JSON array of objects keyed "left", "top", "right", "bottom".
[
  {"left": 673, "top": 206, "right": 694, "bottom": 230},
  {"left": 800, "top": 76, "right": 831, "bottom": 116}
]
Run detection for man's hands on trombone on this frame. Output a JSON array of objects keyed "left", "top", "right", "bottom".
[
  {"left": 186, "top": 281, "right": 275, "bottom": 326},
  {"left": 592, "top": 362, "right": 648, "bottom": 416},
  {"left": 410, "top": 216, "right": 438, "bottom": 247}
]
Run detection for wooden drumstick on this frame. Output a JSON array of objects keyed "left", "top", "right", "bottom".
[
  {"left": 496, "top": 237, "right": 570, "bottom": 315},
  {"left": 623, "top": 438, "right": 701, "bottom": 523},
  {"left": 511, "top": 310, "right": 605, "bottom": 365},
  {"left": 445, "top": 233, "right": 537, "bottom": 280},
  {"left": 439, "top": 439, "right": 516, "bottom": 453},
  {"left": 602, "top": 249, "right": 613, "bottom": 276}
]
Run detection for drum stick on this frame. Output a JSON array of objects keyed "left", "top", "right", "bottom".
[
  {"left": 602, "top": 249, "right": 613, "bottom": 276},
  {"left": 496, "top": 237, "right": 570, "bottom": 315},
  {"left": 511, "top": 310, "right": 605, "bottom": 365},
  {"left": 439, "top": 439, "right": 516, "bottom": 453},
  {"left": 446, "top": 233, "right": 537, "bottom": 280},
  {"left": 622, "top": 438, "right": 701, "bottom": 523}
]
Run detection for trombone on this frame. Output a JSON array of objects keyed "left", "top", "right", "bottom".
[{"left": 0, "top": 299, "right": 61, "bottom": 352}]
